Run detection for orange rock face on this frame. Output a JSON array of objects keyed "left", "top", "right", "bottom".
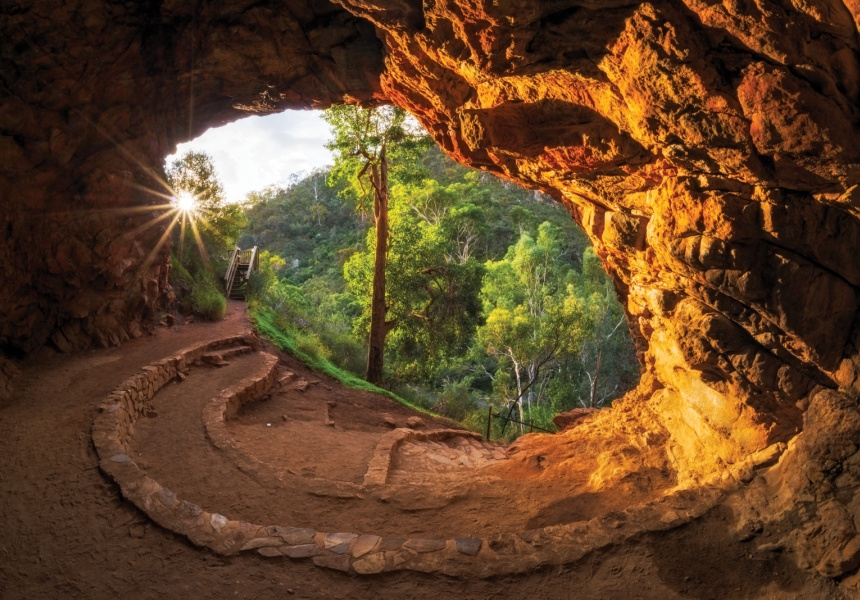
[
  {"left": 2, "top": 0, "right": 860, "bottom": 579},
  {"left": 333, "top": 0, "right": 860, "bottom": 574},
  {"left": 334, "top": 0, "right": 860, "bottom": 479}
]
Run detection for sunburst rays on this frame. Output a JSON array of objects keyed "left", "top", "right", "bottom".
[
  {"left": 20, "top": 172, "right": 218, "bottom": 284},
  {"left": 128, "top": 182, "right": 219, "bottom": 282}
]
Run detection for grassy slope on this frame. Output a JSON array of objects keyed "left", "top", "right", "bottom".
[{"left": 251, "top": 306, "right": 436, "bottom": 416}]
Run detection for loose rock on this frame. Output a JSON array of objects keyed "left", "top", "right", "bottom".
[{"left": 405, "top": 416, "right": 425, "bottom": 429}]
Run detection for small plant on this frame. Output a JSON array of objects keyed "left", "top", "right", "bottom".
[
  {"left": 433, "top": 378, "right": 475, "bottom": 421},
  {"left": 189, "top": 270, "right": 226, "bottom": 321},
  {"left": 168, "top": 253, "right": 226, "bottom": 321}
]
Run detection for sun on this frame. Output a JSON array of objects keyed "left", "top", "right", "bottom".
[{"left": 174, "top": 191, "right": 197, "bottom": 213}]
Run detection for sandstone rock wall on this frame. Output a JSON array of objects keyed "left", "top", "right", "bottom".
[
  {"left": 335, "top": 0, "right": 860, "bottom": 576},
  {"left": 0, "top": 0, "right": 383, "bottom": 359},
  {"left": 333, "top": 0, "right": 860, "bottom": 481}
]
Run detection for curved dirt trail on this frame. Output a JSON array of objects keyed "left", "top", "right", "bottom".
[{"left": 0, "top": 302, "right": 843, "bottom": 599}]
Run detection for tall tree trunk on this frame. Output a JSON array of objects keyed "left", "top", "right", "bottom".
[
  {"left": 512, "top": 357, "right": 525, "bottom": 435},
  {"left": 589, "top": 349, "right": 602, "bottom": 408},
  {"left": 527, "top": 362, "right": 536, "bottom": 409},
  {"left": 366, "top": 150, "right": 389, "bottom": 385}
]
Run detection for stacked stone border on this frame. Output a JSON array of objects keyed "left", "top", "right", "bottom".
[
  {"left": 202, "top": 355, "right": 365, "bottom": 498},
  {"left": 362, "top": 427, "right": 486, "bottom": 486},
  {"left": 93, "top": 334, "right": 786, "bottom": 577}
]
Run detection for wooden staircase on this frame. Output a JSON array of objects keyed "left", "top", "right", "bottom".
[{"left": 224, "top": 246, "right": 259, "bottom": 300}]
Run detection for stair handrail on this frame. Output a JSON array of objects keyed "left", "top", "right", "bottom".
[
  {"left": 225, "top": 247, "right": 240, "bottom": 283},
  {"left": 225, "top": 260, "right": 239, "bottom": 298},
  {"left": 224, "top": 246, "right": 241, "bottom": 298},
  {"left": 246, "top": 246, "right": 259, "bottom": 279}
]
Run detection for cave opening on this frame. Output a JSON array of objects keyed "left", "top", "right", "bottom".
[
  {"left": 2, "top": 0, "right": 860, "bottom": 592},
  {"left": 115, "top": 104, "right": 669, "bottom": 549},
  {"left": 163, "top": 107, "right": 641, "bottom": 443}
]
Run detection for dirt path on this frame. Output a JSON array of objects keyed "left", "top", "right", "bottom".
[{"left": 0, "top": 302, "right": 845, "bottom": 599}]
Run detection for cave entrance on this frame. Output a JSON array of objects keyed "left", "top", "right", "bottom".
[
  {"left": 4, "top": 0, "right": 858, "bottom": 588},
  {"left": 147, "top": 105, "right": 667, "bottom": 542},
  {"left": 164, "top": 107, "right": 641, "bottom": 444}
]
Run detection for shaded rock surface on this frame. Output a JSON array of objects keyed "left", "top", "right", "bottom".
[
  {"left": 2, "top": 0, "right": 860, "bottom": 582},
  {"left": 0, "top": 0, "right": 383, "bottom": 358}
]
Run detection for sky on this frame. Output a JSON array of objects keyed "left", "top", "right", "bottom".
[{"left": 164, "top": 110, "right": 333, "bottom": 203}]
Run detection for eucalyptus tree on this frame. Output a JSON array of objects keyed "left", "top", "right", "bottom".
[
  {"left": 477, "top": 222, "right": 593, "bottom": 430},
  {"left": 165, "top": 151, "right": 245, "bottom": 320},
  {"left": 344, "top": 195, "right": 484, "bottom": 383},
  {"left": 323, "top": 104, "right": 429, "bottom": 384},
  {"left": 166, "top": 150, "right": 245, "bottom": 265},
  {"left": 575, "top": 248, "right": 639, "bottom": 408}
]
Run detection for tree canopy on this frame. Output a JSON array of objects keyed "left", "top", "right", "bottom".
[
  {"left": 164, "top": 150, "right": 246, "bottom": 321},
  {"left": 166, "top": 150, "right": 245, "bottom": 263}
]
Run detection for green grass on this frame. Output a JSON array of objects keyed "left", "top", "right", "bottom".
[
  {"left": 251, "top": 306, "right": 436, "bottom": 416},
  {"left": 170, "top": 254, "right": 226, "bottom": 321},
  {"left": 170, "top": 254, "right": 194, "bottom": 288},
  {"left": 190, "top": 270, "right": 226, "bottom": 320}
]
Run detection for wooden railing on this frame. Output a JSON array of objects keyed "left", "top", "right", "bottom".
[
  {"left": 224, "top": 247, "right": 241, "bottom": 298},
  {"left": 243, "top": 246, "right": 259, "bottom": 278},
  {"left": 224, "top": 246, "right": 259, "bottom": 299}
]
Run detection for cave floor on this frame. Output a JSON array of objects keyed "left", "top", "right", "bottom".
[
  {"left": 128, "top": 346, "right": 668, "bottom": 539},
  {"left": 0, "top": 302, "right": 845, "bottom": 599}
]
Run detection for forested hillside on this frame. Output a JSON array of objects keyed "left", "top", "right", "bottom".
[{"left": 239, "top": 145, "right": 640, "bottom": 438}]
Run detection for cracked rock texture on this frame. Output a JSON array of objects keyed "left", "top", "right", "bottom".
[
  {"left": 336, "top": 0, "right": 860, "bottom": 577},
  {"left": 338, "top": 0, "right": 860, "bottom": 475},
  {"left": 3, "top": 0, "right": 860, "bottom": 582}
]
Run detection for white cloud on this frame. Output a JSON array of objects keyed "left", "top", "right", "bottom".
[{"left": 165, "top": 110, "right": 332, "bottom": 203}]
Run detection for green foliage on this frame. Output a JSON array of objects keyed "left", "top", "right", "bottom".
[
  {"left": 166, "top": 151, "right": 225, "bottom": 207},
  {"left": 249, "top": 249, "right": 365, "bottom": 375},
  {"left": 169, "top": 253, "right": 194, "bottom": 291},
  {"left": 170, "top": 252, "right": 226, "bottom": 320},
  {"left": 166, "top": 151, "right": 246, "bottom": 267},
  {"left": 188, "top": 269, "right": 227, "bottom": 321},
  {"left": 414, "top": 153, "right": 589, "bottom": 263},
  {"left": 323, "top": 105, "right": 431, "bottom": 211},
  {"left": 432, "top": 377, "right": 476, "bottom": 421},
  {"left": 471, "top": 222, "right": 640, "bottom": 433},
  {"left": 164, "top": 151, "right": 245, "bottom": 322},
  {"left": 251, "top": 306, "right": 434, "bottom": 415},
  {"left": 239, "top": 143, "right": 638, "bottom": 439},
  {"left": 239, "top": 172, "right": 364, "bottom": 286},
  {"left": 553, "top": 247, "right": 641, "bottom": 409},
  {"left": 324, "top": 104, "right": 434, "bottom": 382},
  {"left": 343, "top": 187, "right": 485, "bottom": 382}
]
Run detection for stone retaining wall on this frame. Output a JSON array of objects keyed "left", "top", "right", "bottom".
[
  {"left": 93, "top": 335, "right": 783, "bottom": 577},
  {"left": 202, "top": 364, "right": 365, "bottom": 497},
  {"left": 363, "top": 428, "right": 484, "bottom": 486}
]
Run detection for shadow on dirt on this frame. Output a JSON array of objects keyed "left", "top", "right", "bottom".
[{"left": 649, "top": 505, "right": 806, "bottom": 599}]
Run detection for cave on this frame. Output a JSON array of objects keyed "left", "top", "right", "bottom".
[{"left": 2, "top": 0, "right": 860, "bottom": 595}]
